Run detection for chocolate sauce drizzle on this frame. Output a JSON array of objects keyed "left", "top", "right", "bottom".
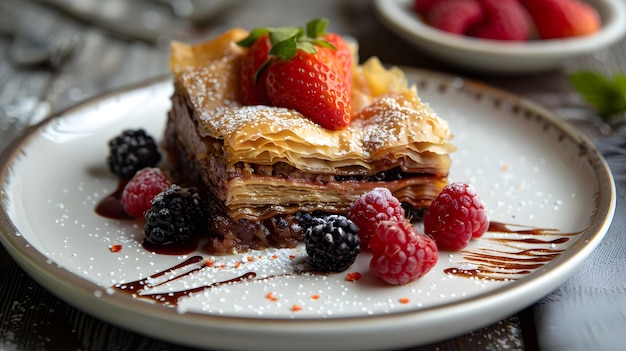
[
  {"left": 100, "top": 176, "right": 583, "bottom": 305},
  {"left": 112, "top": 256, "right": 257, "bottom": 306},
  {"left": 110, "top": 220, "right": 579, "bottom": 307},
  {"left": 443, "top": 221, "right": 581, "bottom": 281}
]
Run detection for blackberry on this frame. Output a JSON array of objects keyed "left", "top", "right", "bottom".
[
  {"left": 295, "top": 211, "right": 331, "bottom": 227},
  {"left": 305, "top": 214, "right": 361, "bottom": 272},
  {"left": 107, "top": 129, "right": 161, "bottom": 179},
  {"left": 144, "top": 185, "right": 206, "bottom": 246}
]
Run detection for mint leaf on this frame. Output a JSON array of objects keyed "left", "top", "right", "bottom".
[
  {"left": 569, "top": 70, "right": 626, "bottom": 125},
  {"left": 614, "top": 73, "right": 626, "bottom": 92}
]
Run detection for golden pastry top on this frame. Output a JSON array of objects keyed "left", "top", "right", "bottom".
[{"left": 169, "top": 29, "right": 454, "bottom": 173}]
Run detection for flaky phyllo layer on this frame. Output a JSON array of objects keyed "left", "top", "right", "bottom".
[{"left": 166, "top": 29, "right": 455, "bottom": 222}]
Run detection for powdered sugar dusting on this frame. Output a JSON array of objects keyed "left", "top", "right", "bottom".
[
  {"left": 197, "top": 90, "right": 453, "bottom": 159},
  {"left": 179, "top": 55, "right": 241, "bottom": 121},
  {"left": 171, "top": 36, "right": 454, "bottom": 171}
]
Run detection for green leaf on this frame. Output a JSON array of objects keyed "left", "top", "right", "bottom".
[
  {"left": 613, "top": 73, "right": 626, "bottom": 92},
  {"left": 312, "top": 39, "right": 335, "bottom": 50},
  {"left": 297, "top": 41, "right": 317, "bottom": 54},
  {"left": 306, "top": 18, "right": 328, "bottom": 38},
  {"left": 236, "top": 28, "right": 270, "bottom": 47},
  {"left": 254, "top": 59, "right": 272, "bottom": 84},
  {"left": 268, "top": 27, "right": 302, "bottom": 46},
  {"left": 269, "top": 35, "right": 298, "bottom": 60},
  {"left": 569, "top": 70, "right": 626, "bottom": 124},
  {"left": 241, "top": 18, "right": 334, "bottom": 62},
  {"left": 569, "top": 71, "right": 611, "bottom": 113}
]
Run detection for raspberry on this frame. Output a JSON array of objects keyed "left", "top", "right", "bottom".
[
  {"left": 469, "top": 0, "right": 532, "bottom": 41},
  {"left": 369, "top": 220, "right": 438, "bottom": 285},
  {"left": 413, "top": 0, "right": 441, "bottom": 15},
  {"left": 121, "top": 168, "right": 171, "bottom": 217},
  {"left": 305, "top": 214, "right": 361, "bottom": 272},
  {"left": 423, "top": 182, "right": 489, "bottom": 251},
  {"left": 522, "top": 0, "right": 600, "bottom": 39},
  {"left": 107, "top": 129, "right": 161, "bottom": 179},
  {"left": 144, "top": 185, "right": 206, "bottom": 246},
  {"left": 349, "top": 187, "right": 405, "bottom": 249},
  {"left": 426, "top": 0, "right": 485, "bottom": 35}
]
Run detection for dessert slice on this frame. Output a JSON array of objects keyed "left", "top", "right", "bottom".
[{"left": 164, "top": 25, "right": 455, "bottom": 254}]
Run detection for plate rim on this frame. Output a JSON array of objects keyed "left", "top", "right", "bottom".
[{"left": 0, "top": 69, "right": 616, "bottom": 350}]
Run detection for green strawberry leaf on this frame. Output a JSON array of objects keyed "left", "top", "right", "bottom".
[
  {"left": 242, "top": 18, "right": 338, "bottom": 83},
  {"left": 312, "top": 39, "right": 335, "bottom": 50},
  {"left": 569, "top": 70, "right": 626, "bottom": 126},
  {"left": 236, "top": 28, "right": 270, "bottom": 47},
  {"left": 268, "top": 27, "right": 302, "bottom": 46},
  {"left": 306, "top": 18, "right": 328, "bottom": 38},
  {"left": 254, "top": 59, "right": 273, "bottom": 84},
  {"left": 297, "top": 41, "right": 317, "bottom": 54},
  {"left": 269, "top": 35, "right": 298, "bottom": 59}
]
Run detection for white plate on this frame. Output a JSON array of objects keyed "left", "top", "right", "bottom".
[
  {"left": 374, "top": 0, "right": 626, "bottom": 74},
  {"left": 0, "top": 69, "right": 615, "bottom": 351}
]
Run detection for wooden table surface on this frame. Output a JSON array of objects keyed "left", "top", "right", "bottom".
[{"left": 0, "top": 1, "right": 623, "bottom": 350}]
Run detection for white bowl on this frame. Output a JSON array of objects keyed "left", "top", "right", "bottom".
[{"left": 374, "top": 0, "right": 626, "bottom": 74}]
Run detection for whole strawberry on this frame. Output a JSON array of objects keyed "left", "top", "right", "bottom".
[
  {"left": 522, "top": 0, "right": 600, "bottom": 39},
  {"left": 370, "top": 220, "right": 438, "bottom": 285},
  {"left": 349, "top": 187, "right": 405, "bottom": 249},
  {"left": 121, "top": 167, "right": 172, "bottom": 217},
  {"left": 237, "top": 18, "right": 352, "bottom": 130},
  {"left": 423, "top": 182, "right": 488, "bottom": 251}
]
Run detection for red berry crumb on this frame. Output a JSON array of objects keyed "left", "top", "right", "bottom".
[
  {"left": 369, "top": 220, "right": 438, "bottom": 285},
  {"left": 266, "top": 292, "right": 279, "bottom": 302},
  {"left": 121, "top": 167, "right": 171, "bottom": 217},
  {"left": 423, "top": 182, "right": 489, "bottom": 251},
  {"left": 345, "top": 272, "right": 362, "bottom": 282},
  {"left": 349, "top": 187, "right": 405, "bottom": 249}
]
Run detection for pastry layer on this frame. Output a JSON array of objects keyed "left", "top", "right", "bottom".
[{"left": 166, "top": 91, "right": 449, "bottom": 222}]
